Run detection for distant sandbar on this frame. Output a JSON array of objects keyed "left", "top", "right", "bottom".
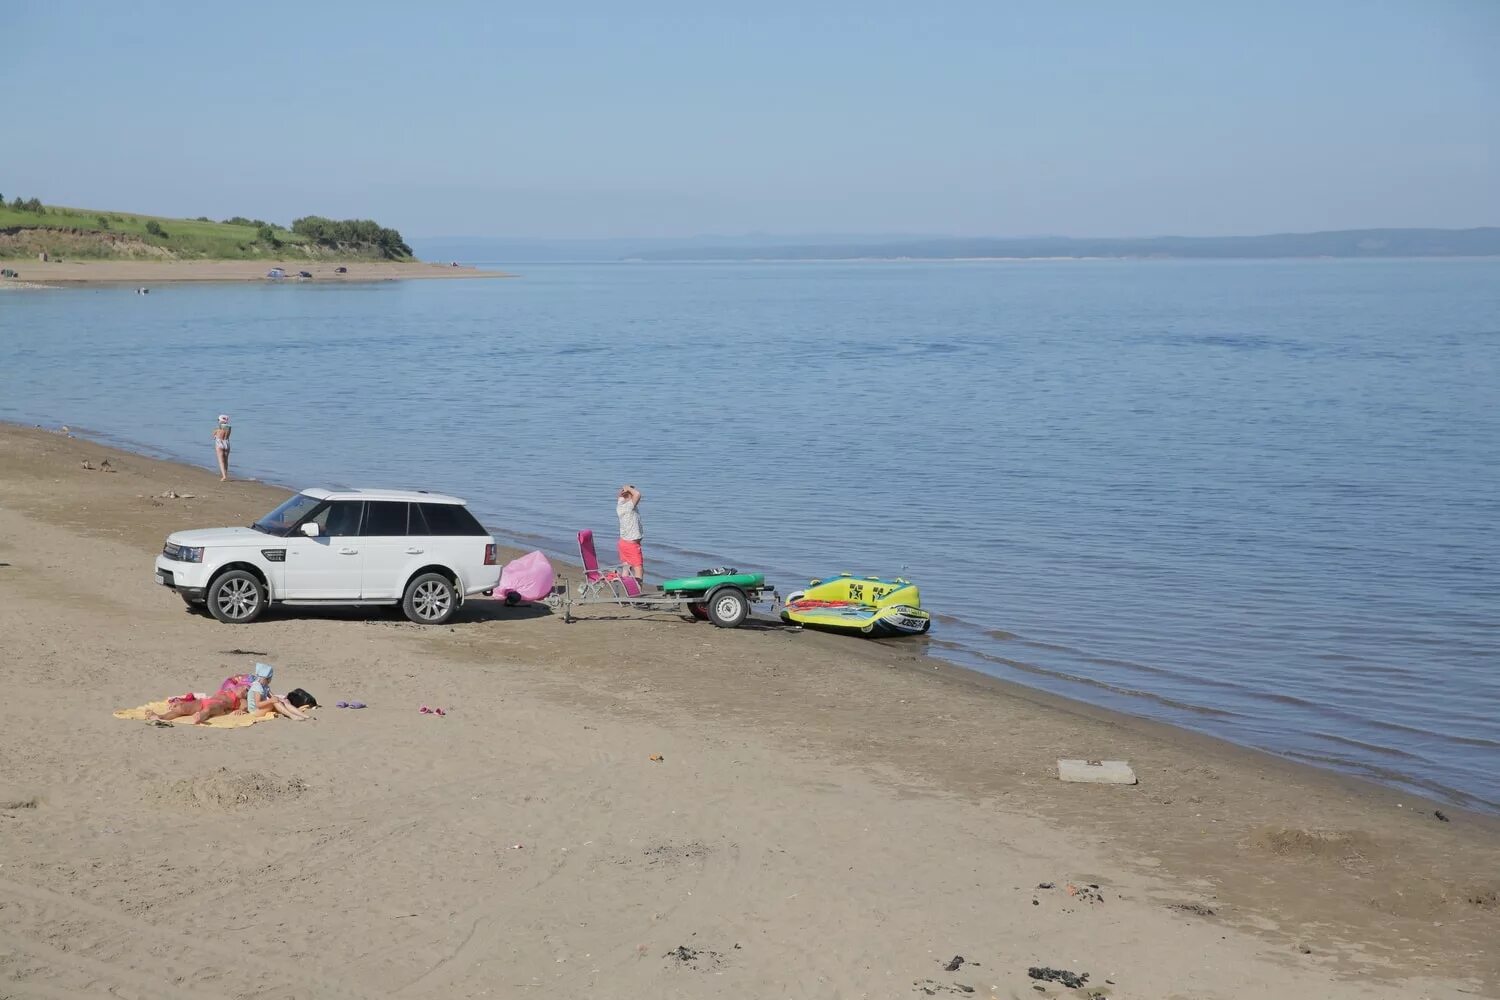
[{"left": 0, "top": 258, "right": 509, "bottom": 287}]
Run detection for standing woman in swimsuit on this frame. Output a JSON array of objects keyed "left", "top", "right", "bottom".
[{"left": 213, "top": 413, "right": 232, "bottom": 481}]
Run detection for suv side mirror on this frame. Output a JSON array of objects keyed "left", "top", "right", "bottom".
[{"left": 300, "top": 522, "right": 321, "bottom": 538}]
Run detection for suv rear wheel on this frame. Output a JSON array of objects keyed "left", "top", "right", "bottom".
[
  {"left": 403, "top": 572, "right": 457, "bottom": 624},
  {"left": 208, "top": 569, "right": 266, "bottom": 624}
]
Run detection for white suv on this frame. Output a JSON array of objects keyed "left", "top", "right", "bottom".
[{"left": 154, "top": 488, "right": 501, "bottom": 625}]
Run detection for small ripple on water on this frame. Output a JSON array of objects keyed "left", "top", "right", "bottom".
[{"left": 926, "top": 638, "right": 1244, "bottom": 719}]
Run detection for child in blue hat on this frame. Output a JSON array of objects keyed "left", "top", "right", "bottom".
[{"left": 246, "top": 663, "right": 312, "bottom": 721}]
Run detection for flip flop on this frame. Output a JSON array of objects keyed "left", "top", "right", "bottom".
[
  {"left": 419, "top": 705, "right": 432, "bottom": 714},
  {"left": 336, "top": 701, "right": 349, "bottom": 709},
  {"left": 434, "top": 707, "right": 447, "bottom": 716},
  {"left": 347, "top": 701, "right": 366, "bottom": 709}
]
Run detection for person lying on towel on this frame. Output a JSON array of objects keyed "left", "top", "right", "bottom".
[{"left": 146, "top": 671, "right": 252, "bottom": 724}]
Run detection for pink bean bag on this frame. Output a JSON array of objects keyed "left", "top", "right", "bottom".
[{"left": 498, "top": 550, "right": 556, "bottom": 604}]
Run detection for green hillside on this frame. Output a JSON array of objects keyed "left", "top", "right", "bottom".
[{"left": 0, "top": 196, "right": 413, "bottom": 261}]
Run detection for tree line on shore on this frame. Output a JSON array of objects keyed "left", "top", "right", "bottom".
[
  {"left": 289, "top": 216, "right": 413, "bottom": 258},
  {"left": 6, "top": 195, "right": 46, "bottom": 214}
]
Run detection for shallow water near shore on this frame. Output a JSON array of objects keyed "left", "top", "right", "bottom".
[{"left": 2, "top": 259, "right": 1497, "bottom": 810}]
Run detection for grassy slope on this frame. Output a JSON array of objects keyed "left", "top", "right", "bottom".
[{"left": 0, "top": 204, "right": 404, "bottom": 260}]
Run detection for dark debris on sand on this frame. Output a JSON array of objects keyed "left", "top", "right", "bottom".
[
  {"left": 1028, "top": 966, "right": 1089, "bottom": 989},
  {"left": 664, "top": 944, "right": 724, "bottom": 970},
  {"left": 1064, "top": 883, "right": 1104, "bottom": 904}
]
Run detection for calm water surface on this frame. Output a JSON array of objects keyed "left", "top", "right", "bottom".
[{"left": 2, "top": 259, "right": 1497, "bottom": 810}]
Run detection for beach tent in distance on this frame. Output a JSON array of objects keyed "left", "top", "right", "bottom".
[{"left": 266, "top": 267, "right": 285, "bottom": 279}]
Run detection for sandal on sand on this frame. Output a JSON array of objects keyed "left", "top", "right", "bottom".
[
  {"left": 347, "top": 701, "right": 366, "bottom": 709},
  {"left": 434, "top": 707, "right": 447, "bottom": 716},
  {"left": 419, "top": 705, "right": 432, "bottom": 714},
  {"left": 336, "top": 701, "right": 349, "bottom": 709}
]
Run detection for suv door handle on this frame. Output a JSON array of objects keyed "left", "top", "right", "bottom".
[
  {"left": 339, "top": 547, "right": 359, "bottom": 555},
  {"left": 405, "top": 547, "right": 424, "bottom": 554}
]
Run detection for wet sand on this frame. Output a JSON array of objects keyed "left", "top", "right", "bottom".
[
  {"left": 0, "top": 422, "right": 1496, "bottom": 999},
  {"left": 0, "top": 259, "right": 506, "bottom": 285}
]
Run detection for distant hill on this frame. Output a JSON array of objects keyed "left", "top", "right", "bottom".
[
  {"left": 623, "top": 227, "right": 1500, "bottom": 261},
  {"left": 0, "top": 197, "right": 413, "bottom": 261}
]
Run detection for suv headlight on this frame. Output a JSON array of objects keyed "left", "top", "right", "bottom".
[{"left": 164, "top": 542, "right": 204, "bottom": 563}]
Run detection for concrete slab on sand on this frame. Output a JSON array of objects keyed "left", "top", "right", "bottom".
[{"left": 1059, "top": 759, "right": 1138, "bottom": 784}]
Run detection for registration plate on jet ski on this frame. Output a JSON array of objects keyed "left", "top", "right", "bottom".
[{"left": 895, "top": 617, "right": 926, "bottom": 631}]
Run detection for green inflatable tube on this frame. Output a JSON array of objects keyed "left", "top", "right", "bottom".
[{"left": 660, "top": 572, "right": 765, "bottom": 594}]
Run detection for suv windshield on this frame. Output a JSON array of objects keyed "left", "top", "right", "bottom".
[{"left": 252, "top": 493, "right": 325, "bottom": 536}]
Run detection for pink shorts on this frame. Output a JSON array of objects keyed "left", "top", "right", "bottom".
[{"left": 617, "top": 538, "right": 643, "bottom": 569}]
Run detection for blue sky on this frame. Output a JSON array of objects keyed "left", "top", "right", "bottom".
[{"left": 6, "top": 0, "right": 1497, "bottom": 238}]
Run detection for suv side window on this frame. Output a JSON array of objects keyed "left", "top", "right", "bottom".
[
  {"left": 305, "top": 500, "right": 364, "bottom": 538},
  {"left": 416, "top": 502, "right": 486, "bottom": 536},
  {"left": 361, "top": 501, "right": 409, "bottom": 536},
  {"left": 408, "top": 503, "right": 429, "bottom": 536}
]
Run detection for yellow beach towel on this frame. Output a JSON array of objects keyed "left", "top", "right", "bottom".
[{"left": 114, "top": 700, "right": 279, "bottom": 729}]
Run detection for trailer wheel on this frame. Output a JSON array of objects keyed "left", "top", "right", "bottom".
[{"left": 706, "top": 588, "right": 749, "bottom": 628}]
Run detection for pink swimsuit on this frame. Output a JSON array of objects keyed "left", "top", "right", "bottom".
[{"left": 166, "top": 675, "right": 250, "bottom": 707}]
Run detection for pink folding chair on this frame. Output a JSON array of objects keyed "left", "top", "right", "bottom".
[{"left": 577, "top": 529, "right": 643, "bottom": 599}]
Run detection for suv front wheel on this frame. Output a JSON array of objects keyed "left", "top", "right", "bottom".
[
  {"left": 208, "top": 569, "right": 266, "bottom": 624},
  {"left": 403, "top": 572, "right": 457, "bottom": 625}
]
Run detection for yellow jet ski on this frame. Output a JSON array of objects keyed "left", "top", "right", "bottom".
[{"left": 779, "top": 574, "right": 931, "bottom": 637}]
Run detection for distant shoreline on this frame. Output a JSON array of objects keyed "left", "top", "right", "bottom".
[
  {"left": 616, "top": 254, "right": 1500, "bottom": 264},
  {"left": 0, "top": 258, "right": 512, "bottom": 287},
  {"left": 611, "top": 226, "right": 1500, "bottom": 263}
]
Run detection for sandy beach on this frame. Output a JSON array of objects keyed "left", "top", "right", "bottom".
[
  {"left": 0, "top": 423, "right": 1496, "bottom": 999},
  {"left": 0, "top": 259, "right": 506, "bottom": 286}
]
